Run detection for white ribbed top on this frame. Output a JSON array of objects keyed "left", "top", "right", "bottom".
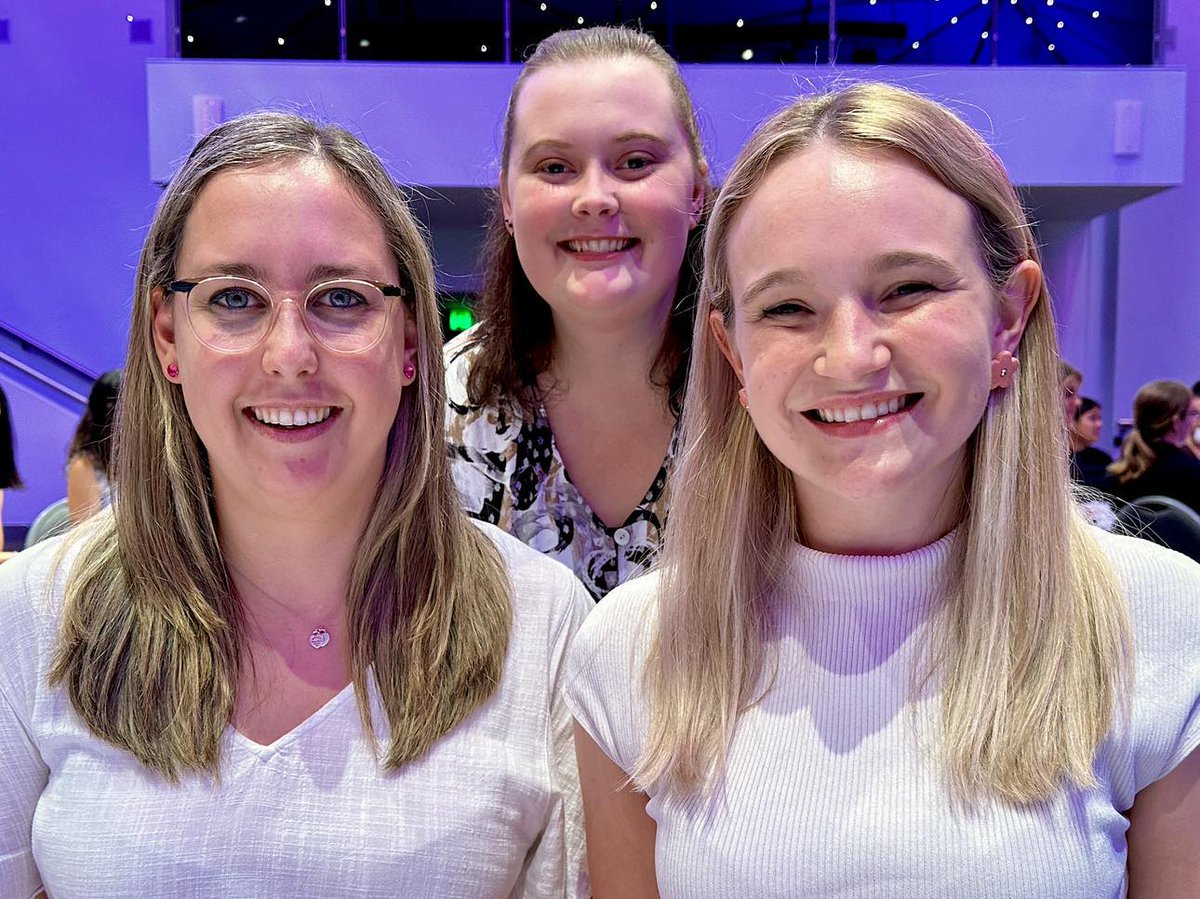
[{"left": 565, "top": 528, "right": 1200, "bottom": 897}]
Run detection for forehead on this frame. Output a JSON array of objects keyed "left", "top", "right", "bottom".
[
  {"left": 177, "top": 157, "right": 395, "bottom": 277},
  {"left": 725, "top": 141, "right": 982, "bottom": 292},
  {"left": 511, "top": 56, "right": 685, "bottom": 145}
]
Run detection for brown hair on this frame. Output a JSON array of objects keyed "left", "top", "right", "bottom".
[
  {"left": 1108, "top": 378, "right": 1191, "bottom": 483},
  {"left": 464, "top": 25, "right": 712, "bottom": 417},
  {"left": 50, "top": 111, "right": 511, "bottom": 779}
]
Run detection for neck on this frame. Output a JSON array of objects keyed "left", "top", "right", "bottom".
[
  {"left": 547, "top": 299, "right": 673, "bottom": 390},
  {"left": 215, "top": 488, "right": 372, "bottom": 628},
  {"left": 794, "top": 465, "right": 965, "bottom": 556}
]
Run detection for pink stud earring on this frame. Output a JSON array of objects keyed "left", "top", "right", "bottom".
[
  {"left": 166, "top": 363, "right": 179, "bottom": 379},
  {"left": 403, "top": 362, "right": 416, "bottom": 381},
  {"left": 737, "top": 387, "right": 749, "bottom": 409},
  {"left": 990, "top": 351, "right": 1019, "bottom": 390}
]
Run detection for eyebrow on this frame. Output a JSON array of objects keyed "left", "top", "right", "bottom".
[
  {"left": 740, "top": 268, "right": 808, "bottom": 306},
  {"left": 519, "top": 131, "right": 673, "bottom": 162},
  {"left": 186, "top": 262, "right": 385, "bottom": 285},
  {"left": 867, "top": 251, "right": 964, "bottom": 281}
]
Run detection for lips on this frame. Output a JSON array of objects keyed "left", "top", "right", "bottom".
[
  {"left": 803, "top": 393, "right": 921, "bottom": 424},
  {"left": 560, "top": 237, "right": 639, "bottom": 254},
  {"left": 246, "top": 405, "right": 338, "bottom": 428}
]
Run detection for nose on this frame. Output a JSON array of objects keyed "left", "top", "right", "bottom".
[
  {"left": 812, "top": 300, "right": 891, "bottom": 383},
  {"left": 571, "top": 164, "right": 619, "bottom": 219},
  {"left": 260, "top": 298, "right": 319, "bottom": 376}
]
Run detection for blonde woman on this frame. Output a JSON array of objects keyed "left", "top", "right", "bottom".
[
  {"left": 446, "top": 26, "right": 710, "bottom": 600},
  {"left": 0, "top": 112, "right": 590, "bottom": 896},
  {"left": 566, "top": 84, "right": 1200, "bottom": 896}
]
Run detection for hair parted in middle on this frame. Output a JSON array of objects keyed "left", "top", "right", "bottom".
[
  {"left": 50, "top": 110, "right": 511, "bottom": 779},
  {"left": 1108, "top": 378, "right": 1192, "bottom": 484},
  {"left": 639, "top": 81, "right": 1128, "bottom": 805},
  {"left": 463, "top": 25, "right": 713, "bottom": 418}
]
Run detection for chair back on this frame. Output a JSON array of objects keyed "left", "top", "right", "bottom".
[
  {"left": 1113, "top": 495, "right": 1200, "bottom": 564},
  {"left": 24, "top": 498, "right": 71, "bottom": 549}
]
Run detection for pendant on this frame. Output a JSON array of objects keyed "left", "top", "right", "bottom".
[{"left": 309, "top": 628, "right": 330, "bottom": 650}]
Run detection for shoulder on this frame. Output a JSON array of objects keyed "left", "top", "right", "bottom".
[
  {"left": 0, "top": 536, "right": 78, "bottom": 698},
  {"left": 1091, "top": 527, "right": 1200, "bottom": 637},
  {"left": 474, "top": 520, "right": 593, "bottom": 635},
  {"left": 561, "top": 573, "right": 661, "bottom": 773}
]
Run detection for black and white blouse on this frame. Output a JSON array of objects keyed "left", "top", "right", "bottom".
[{"left": 444, "top": 334, "right": 676, "bottom": 601}]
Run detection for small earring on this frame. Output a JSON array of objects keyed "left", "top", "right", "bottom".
[
  {"left": 403, "top": 362, "right": 416, "bottom": 381},
  {"left": 504, "top": 219, "right": 513, "bottom": 233},
  {"left": 166, "top": 363, "right": 179, "bottom": 379},
  {"left": 990, "top": 351, "right": 1019, "bottom": 390},
  {"left": 737, "top": 387, "right": 749, "bottom": 410}
]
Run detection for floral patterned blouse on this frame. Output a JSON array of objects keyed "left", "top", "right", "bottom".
[{"left": 444, "top": 334, "right": 677, "bottom": 601}]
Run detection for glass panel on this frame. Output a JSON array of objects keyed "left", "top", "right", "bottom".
[{"left": 180, "top": 0, "right": 339, "bottom": 59}]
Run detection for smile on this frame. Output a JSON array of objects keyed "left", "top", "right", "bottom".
[
  {"left": 805, "top": 394, "right": 921, "bottom": 424},
  {"left": 248, "top": 406, "right": 336, "bottom": 428},
  {"left": 561, "top": 237, "right": 639, "bottom": 254}
]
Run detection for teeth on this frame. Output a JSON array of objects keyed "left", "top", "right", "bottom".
[
  {"left": 818, "top": 397, "right": 909, "bottom": 424},
  {"left": 251, "top": 406, "right": 333, "bottom": 427},
  {"left": 567, "top": 238, "right": 632, "bottom": 254}
]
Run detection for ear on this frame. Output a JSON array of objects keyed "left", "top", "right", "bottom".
[
  {"left": 993, "top": 259, "right": 1041, "bottom": 355},
  {"left": 401, "top": 301, "right": 420, "bottom": 383},
  {"left": 689, "top": 159, "right": 710, "bottom": 229},
  {"left": 151, "top": 287, "right": 180, "bottom": 378},
  {"left": 708, "top": 309, "right": 745, "bottom": 386},
  {"left": 499, "top": 173, "right": 514, "bottom": 231}
]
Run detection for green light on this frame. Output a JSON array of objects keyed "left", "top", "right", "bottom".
[{"left": 448, "top": 306, "right": 475, "bottom": 332}]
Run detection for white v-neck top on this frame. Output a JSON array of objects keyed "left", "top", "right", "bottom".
[
  {"left": 0, "top": 523, "right": 592, "bottom": 898},
  {"left": 565, "top": 528, "right": 1200, "bottom": 897}
]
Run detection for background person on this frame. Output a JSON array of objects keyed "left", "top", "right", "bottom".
[
  {"left": 1105, "top": 378, "right": 1200, "bottom": 513},
  {"left": 566, "top": 84, "right": 1200, "bottom": 897},
  {"left": 1186, "top": 379, "right": 1200, "bottom": 460},
  {"left": 0, "top": 383, "right": 21, "bottom": 561},
  {"left": 1069, "top": 395, "right": 1112, "bottom": 490},
  {"left": 65, "top": 369, "right": 121, "bottom": 524},
  {"left": 0, "top": 111, "right": 590, "bottom": 897},
  {"left": 446, "top": 26, "right": 711, "bottom": 601}
]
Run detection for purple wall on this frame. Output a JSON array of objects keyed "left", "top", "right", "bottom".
[{"left": 0, "top": 0, "right": 1193, "bottom": 528}]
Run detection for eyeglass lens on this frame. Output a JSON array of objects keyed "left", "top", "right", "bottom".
[{"left": 185, "top": 277, "right": 390, "bottom": 353}]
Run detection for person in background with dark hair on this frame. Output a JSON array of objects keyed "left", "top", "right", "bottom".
[
  {"left": 0, "top": 383, "right": 21, "bottom": 563},
  {"left": 66, "top": 369, "right": 121, "bottom": 525},
  {"left": 1106, "top": 378, "right": 1200, "bottom": 514},
  {"left": 445, "top": 26, "right": 711, "bottom": 601},
  {"left": 1186, "top": 380, "right": 1200, "bottom": 461},
  {"left": 1069, "top": 396, "right": 1112, "bottom": 490}
]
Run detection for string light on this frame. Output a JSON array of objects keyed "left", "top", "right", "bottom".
[
  {"left": 1048, "top": 42, "right": 1056, "bottom": 50},
  {"left": 736, "top": 18, "right": 744, "bottom": 28},
  {"left": 324, "top": 0, "right": 331, "bottom": 5},
  {"left": 539, "top": 2, "right": 547, "bottom": 9},
  {"left": 1092, "top": 10, "right": 1100, "bottom": 17},
  {"left": 480, "top": 44, "right": 487, "bottom": 52},
  {"left": 186, "top": 34, "right": 194, "bottom": 43},
  {"left": 126, "top": 14, "right": 134, "bottom": 22},
  {"left": 1025, "top": 16, "right": 1033, "bottom": 24},
  {"left": 741, "top": 48, "right": 754, "bottom": 60},
  {"left": 576, "top": 15, "right": 584, "bottom": 24},
  {"left": 869, "top": 0, "right": 877, "bottom": 6},
  {"left": 359, "top": 38, "right": 369, "bottom": 47},
  {"left": 981, "top": 30, "right": 989, "bottom": 38},
  {"left": 911, "top": 41, "right": 920, "bottom": 49},
  {"left": 1057, "top": 20, "right": 1064, "bottom": 28},
  {"left": 649, "top": 1, "right": 657, "bottom": 8},
  {"left": 276, "top": 37, "right": 285, "bottom": 46},
  {"left": 950, "top": 15, "right": 959, "bottom": 24}
]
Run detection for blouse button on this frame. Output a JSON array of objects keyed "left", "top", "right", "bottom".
[{"left": 613, "top": 527, "right": 630, "bottom": 547}]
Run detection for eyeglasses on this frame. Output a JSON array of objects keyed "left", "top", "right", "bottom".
[{"left": 168, "top": 276, "right": 406, "bottom": 355}]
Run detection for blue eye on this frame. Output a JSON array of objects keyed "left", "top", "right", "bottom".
[
  {"left": 762, "top": 301, "right": 811, "bottom": 318},
  {"left": 313, "top": 286, "right": 368, "bottom": 309},
  {"left": 210, "top": 287, "right": 262, "bottom": 310},
  {"left": 538, "top": 161, "right": 569, "bottom": 176}
]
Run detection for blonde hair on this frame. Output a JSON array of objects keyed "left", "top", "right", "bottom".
[
  {"left": 50, "top": 111, "right": 511, "bottom": 779},
  {"left": 639, "top": 83, "right": 1129, "bottom": 804},
  {"left": 1108, "top": 378, "right": 1192, "bottom": 483}
]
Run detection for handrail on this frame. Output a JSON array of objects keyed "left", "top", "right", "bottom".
[{"left": 0, "top": 318, "right": 98, "bottom": 407}]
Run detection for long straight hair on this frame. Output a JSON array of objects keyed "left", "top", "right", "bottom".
[
  {"left": 50, "top": 112, "right": 511, "bottom": 779},
  {"left": 464, "top": 26, "right": 712, "bottom": 418},
  {"left": 67, "top": 369, "right": 122, "bottom": 476},
  {"left": 639, "top": 83, "right": 1129, "bottom": 804}
]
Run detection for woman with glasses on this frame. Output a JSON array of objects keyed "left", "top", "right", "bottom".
[
  {"left": 565, "top": 84, "right": 1200, "bottom": 896},
  {"left": 446, "top": 26, "right": 710, "bottom": 601},
  {"left": 1105, "top": 378, "right": 1200, "bottom": 514},
  {"left": 0, "top": 111, "right": 590, "bottom": 896}
]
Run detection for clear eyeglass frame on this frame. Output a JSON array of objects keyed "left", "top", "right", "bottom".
[{"left": 168, "top": 275, "right": 406, "bottom": 355}]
